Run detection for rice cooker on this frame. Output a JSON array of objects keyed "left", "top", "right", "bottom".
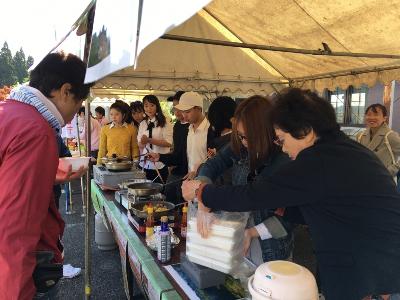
[{"left": 248, "top": 260, "right": 318, "bottom": 300}]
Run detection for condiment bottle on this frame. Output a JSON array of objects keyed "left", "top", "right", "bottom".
[
  {"left": 145, "top": 205, "right": 154, "bottom": 239},
  {"left": 180, "top": 204, "right": 188, "bottom": 239},
  {"left": 157, "top": 216, "right": 171, "bottom": 263}
]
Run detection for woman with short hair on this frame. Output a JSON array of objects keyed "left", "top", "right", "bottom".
[{"left": 183, "top": 88, "right": 400, "bottom": 300}]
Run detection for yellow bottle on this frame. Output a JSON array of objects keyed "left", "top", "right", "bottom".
[{"left": 146, "top": 205, "right": 154, "bottom": 239}]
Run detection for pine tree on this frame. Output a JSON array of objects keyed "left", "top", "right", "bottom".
[
  {"left": 13, "top": 48, "right": 28, "bottom": 83},
  {"left": 0, "top": 42, "right": 17, "bottom": 86},
  {"left": 26, "top": 55, "right": 34, "bottom": 69}
]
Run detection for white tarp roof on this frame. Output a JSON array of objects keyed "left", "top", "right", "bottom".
[{"left": 91, "top": 0, "right": 400, "bottom": 96}]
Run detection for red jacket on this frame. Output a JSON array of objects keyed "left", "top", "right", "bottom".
[{"left": 0, "top": 100, "right": 65, "bottom": 300}]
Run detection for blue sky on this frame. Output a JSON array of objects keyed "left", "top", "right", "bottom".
[{"left": 0, "top": 0, "right": 91, "bottom": 64}]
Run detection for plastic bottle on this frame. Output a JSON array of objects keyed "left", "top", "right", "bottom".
[
  {"left": 180, "top": 204, "right": 188, "bottom": 239},
  {"left": 145, "top": 205, "right": 154, "bottom": 240},
  {"left": 157, "top": 216, "right": 171, "bottom": 263}
]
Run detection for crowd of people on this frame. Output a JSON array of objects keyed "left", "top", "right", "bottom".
[{"left": 1, "top": 51, "right": 400, "bottom": 300}]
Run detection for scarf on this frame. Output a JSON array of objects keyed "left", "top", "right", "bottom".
[{"left": 9, "top": 85, "right": 64, "bottom": 135}]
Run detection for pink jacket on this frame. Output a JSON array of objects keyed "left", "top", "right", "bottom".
[
  {"left": 0, "top": 101, "right": 64, "bottom": 300},
  {"left": 80, "top": 116, "right": 101, "bottom": 151}
]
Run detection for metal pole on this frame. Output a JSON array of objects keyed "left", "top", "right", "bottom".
[
  {"left": 83, "top": 5, "right": 95, "bottom": 299},
  {"left": 75, "top": 115, "right": 86, "bottom": 217},
  {"left": 160, "top": 34, "right": 400, "bottom": 60},
  {"left": 291, "top": 64, "right": 400, "bottom": 84},
  {"left": 102, "top": 73, "right": 287, "bottom": 84}
]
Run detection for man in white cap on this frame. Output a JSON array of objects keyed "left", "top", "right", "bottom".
[{"left": 148, "top": 92, "right": 215, "bottom": 194}]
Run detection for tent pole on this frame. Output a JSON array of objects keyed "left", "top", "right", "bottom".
[
  {"left": 83, "top": 4, "right": 95, "bottom": 300},
  {"left": 160, "top": 34, "right": 400, "bottom": 60}
]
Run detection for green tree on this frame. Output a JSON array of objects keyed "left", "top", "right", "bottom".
[
  {"left": 26, "top": 55, "right": 34, "bottom": 69},
  {"left": 0, "top": 42, "right": 17, "bottom": 86},
  {"left": 13, "top": 48, "right": 28, "bottom": 83}
]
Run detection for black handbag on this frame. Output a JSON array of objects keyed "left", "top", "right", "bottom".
[{"left": 33, "top": 251, "right": 63, "bottom": 294}]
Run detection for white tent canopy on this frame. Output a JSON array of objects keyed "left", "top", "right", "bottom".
[{"left": 89, "top": 0, "right": 400, "bottom": 96}]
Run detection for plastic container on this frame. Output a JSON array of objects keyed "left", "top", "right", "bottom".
[
  {"left": 94, "top": 214, "right": 117, "bottom": 251},
  {"left": 186, "top": 241, "right": 242, "bottom": 264},
  {"left": 58, "top": 157, "right": 90, "bottom": 172},
  {"left": 185, "top": 202, "right": 249, "bottom": 274},
  {"left": 248, "top": 261, "right": 318, "bottom": 300}
]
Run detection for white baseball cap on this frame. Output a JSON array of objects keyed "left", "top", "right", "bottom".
[{"left": 174, "top": 92, "right": 203, "bottom": 111}]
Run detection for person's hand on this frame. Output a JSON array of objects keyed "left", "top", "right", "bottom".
[
  {"left": 140, "top": 135, "right": 149, "bottom": 145},
  {"left": 207, "top": 148, "right": 216, "bottom": 158},
  {"left": 147, "top": 152, "right": 160, "bottom": 162},
  {"left": 196, "top": 202, "right": 215, "bottom": 238},
  {"left": 183, "top": 171, "right": 196, "bottom": 180},
  {"left": 181, "top": 179, "right": 202, "bottom": 201},
  {"left": 243, "top": 227, "right": 260, "bottom": 256},
  {"left": 55, "top": 165, "right": 87, "bottom": 184}
]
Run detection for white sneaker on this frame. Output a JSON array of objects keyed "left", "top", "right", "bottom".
[{"left": 63, "top": 264, "right": 81, "bottom": 279}]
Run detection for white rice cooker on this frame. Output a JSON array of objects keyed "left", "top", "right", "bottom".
[{"left": 248, "top": 260, "right": 318, "bottom": 300}]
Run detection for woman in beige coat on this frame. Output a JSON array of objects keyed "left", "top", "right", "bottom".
[{"left": 357, "top": 104, "right": 400, "bottom": 177}]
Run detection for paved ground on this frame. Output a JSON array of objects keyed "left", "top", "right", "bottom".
[
  {"left": 56, "top": 180, "right": 317, "bottom": 299},
  {"left": 57, "top": 180, "right": 126, "bottom": 300}
]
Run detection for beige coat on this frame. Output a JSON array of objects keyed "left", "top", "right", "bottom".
[{"left": 357, "top": 123, "right": 400, "bottom": 176}]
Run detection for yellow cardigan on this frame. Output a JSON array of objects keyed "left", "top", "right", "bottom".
[{"left": 97, "top": 123, "right": 139, "bottom": 164}]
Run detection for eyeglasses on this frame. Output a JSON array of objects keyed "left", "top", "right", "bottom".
[
  {"left": 238, "top": 133, "right": 248, "bottom": 142},
  {"left": 273, "top": 137, "right": 284, "bottom": 147}
]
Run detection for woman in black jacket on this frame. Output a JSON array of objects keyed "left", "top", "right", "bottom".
[{"left": 182, "top": 88, "right": 400, "bottom": 300}]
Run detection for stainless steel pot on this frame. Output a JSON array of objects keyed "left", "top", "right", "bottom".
[
  {"left": 104, "top": 160, "right": 133, "bottom": 171},
  {"left": 101, "top": 154, "right": 133, "bottom": 171}
]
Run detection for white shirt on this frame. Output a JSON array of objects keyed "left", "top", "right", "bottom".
[
  {"left": 137, "top": 118, "right": 173, "bottom": 169},
  {"left": 187, "top": 117, "right": 210, "bottom": 172}
]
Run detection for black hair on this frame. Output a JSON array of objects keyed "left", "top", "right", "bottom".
[
  {"left": 110, "top": 100, "right": 132, "bottom": 123},
  {"left": 29, "top": 51, "right": 93, "bottom": 101},
  {"left": 167, "top": 96, "right": 174, "bottom": 102},
  {"left": 365, "top": 103, "right": 387, "bottom": 117},
  {"left": 173, "top": 91, "right": 185, "bottom": 101},
  {"left": 130, "top": 101, "right": 144, "bottom": 113},
  {"left": 78, "top": 107, "right": 85, "bottom": 115},
  {"left": 142, "top": 95, "right": 166, "bottom": 127},
  {"left": 272, "top": 88, "right": 340, "bottom": 139},
  {"left": 95, "top": 106, "right": 105, "bottom": 117},
  {"left": 208, "top": 96, "right": 236, "bottom": 136},
  {"left": 130, "top": 101, "right": 144, "bottom": 127}
]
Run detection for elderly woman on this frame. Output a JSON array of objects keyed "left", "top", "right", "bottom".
[{"left": 182, "top": 88, "right": 400, "bottom": 300}]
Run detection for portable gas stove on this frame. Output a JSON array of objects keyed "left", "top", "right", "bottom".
[{"left": 93, "top": 165, "right": 146, "bottom": 189}]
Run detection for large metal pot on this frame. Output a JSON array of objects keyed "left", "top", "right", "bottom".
[
  {"left": 102, "top": 154, "right": 133, "bottom": 171},
  {"left": 127, "top": 182, "right": 163, "bottom": 197},
  {"left": 104, "top": 160, "right": 133, "bottom": 171}
]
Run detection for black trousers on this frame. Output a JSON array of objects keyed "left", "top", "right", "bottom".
[{"left": 144, "top": 166, "right": 169, "bottom": 184}]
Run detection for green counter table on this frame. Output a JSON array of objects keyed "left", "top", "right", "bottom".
[{"left": 91, "top": 180, "right": 184, "bottom": 300}]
